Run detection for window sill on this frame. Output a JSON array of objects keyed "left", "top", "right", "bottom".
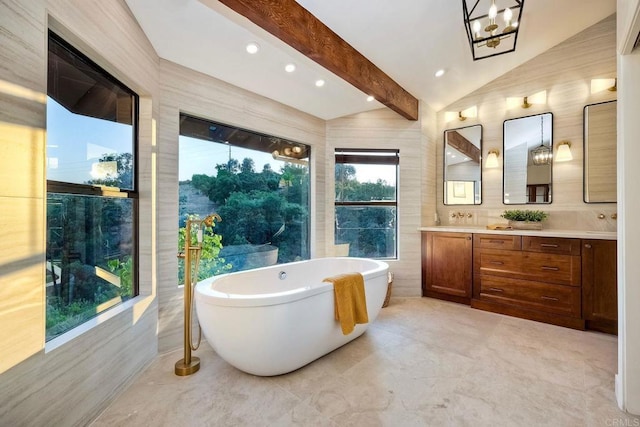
[{"left": 44, "top": 293, "right": 154, "bottom": 353}]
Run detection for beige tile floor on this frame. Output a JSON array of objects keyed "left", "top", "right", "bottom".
[{"left": 93, "top": 297, "right": 640, "bottom": 426}]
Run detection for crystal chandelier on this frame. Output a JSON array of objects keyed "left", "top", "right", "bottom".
[{"left": 463, "top": 0, "right": 525, "bottom": 61}]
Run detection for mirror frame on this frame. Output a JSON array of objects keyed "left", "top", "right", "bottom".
[
  {"left": 583, "top": 100, "right": 617, "bottom": 203},
  {"left": 443, "top": 124, "right": 483, "bottom": 205},
  {"left": 502, "top": 112, "right": 553, "bottom": 205}
]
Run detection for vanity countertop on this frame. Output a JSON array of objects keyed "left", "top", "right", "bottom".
[{"left": 418, "top": 226, "right": 617, "bottom": 240}]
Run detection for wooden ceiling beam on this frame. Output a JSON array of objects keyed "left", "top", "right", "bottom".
[
  {"left": 447, "top": 131, "right": 481, "bottom": 163},
  {"left": 216, "top": 0, "right": 419, "bottom": 121}
]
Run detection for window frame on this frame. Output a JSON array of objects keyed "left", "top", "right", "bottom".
[
  {"left": 45, "top": 31, "right": 140, "bottom": 340},
  {"left": 334, "top": 148, "right": 399, "bottom": 260}
]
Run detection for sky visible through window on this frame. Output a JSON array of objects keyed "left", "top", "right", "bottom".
[
  {"left": 47, "top": 106, "right": 397, "bottom": 187},
  {"left": 179, "top": 135, "right": 396, "bottom": 185},
  {"left": 46, "top": 97, "right": 133, "bottom": 185},
  {"left": 351, "top": 164, "right": 396, "bottom": 186},
  {"left": 179, "top": 135, "right": 282, "bottom": 180}
]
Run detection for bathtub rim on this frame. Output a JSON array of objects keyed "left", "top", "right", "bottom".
[{"left": 195, "top": 257, "right": 389, "bottom": 308}]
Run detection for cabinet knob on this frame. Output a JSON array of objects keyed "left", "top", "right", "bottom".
[
  {"left": 584, "top": 243, "right": 592, "bottom": 249},
  {"left": 467, "top": 236, "right": 472, "bottom": 240}
]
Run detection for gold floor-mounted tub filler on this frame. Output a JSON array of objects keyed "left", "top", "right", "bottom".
[{"left": 175, "top": 213, "right": 221, "bottom": 376}]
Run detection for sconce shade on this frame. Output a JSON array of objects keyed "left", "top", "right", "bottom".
[
  {"left": 463, "top": 0, "right": 525, "bottom": 61},
  {"left": 556, "top": 141, "right": 573, "bottom": 162},
  {"left": 506, "top": 90, "right": 546, "bottom": 110},
  {"left": 591, "top": 78, "right": 617, "bottom": 94},
  {"left": 485, "top": 149, "right": 499, "bottom": 168},
  {"left": 445, "top": 105, "right": 477, "bottom": 122},
  {"left": 462, "top": 105, "right": 478, "bottom": 119}
]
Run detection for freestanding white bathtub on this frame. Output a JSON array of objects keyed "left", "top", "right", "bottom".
[{"left": 194, "top": 257, "right": 389, "bottom": 376}]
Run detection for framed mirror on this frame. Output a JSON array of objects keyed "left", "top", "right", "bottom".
[
  {"left": 584, "top": 100, "right": 616, "bottom": 203},
  {"left": 444, "top": 125, "right": 482, "bottom": 205},
  {"left": 503, "top": 112, "right": 553, "bottom": 204}
]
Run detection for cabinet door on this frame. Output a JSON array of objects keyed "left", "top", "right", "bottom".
[
  {"left": 423, "top": 232, "right": 472, "bottom": 299},
  {"left": 582, "top": 239, "right": 617, "bottom": 333}
]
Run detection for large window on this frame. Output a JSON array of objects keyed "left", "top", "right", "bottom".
[
  {"left": 335, "top": 149, "right": 398, "bottom": 259},
  {"left": 178, "top": 115, "right": 310, "bottom": 282},
  {"left": 45, "top": 32, "right": 138, "bottom": 341}
]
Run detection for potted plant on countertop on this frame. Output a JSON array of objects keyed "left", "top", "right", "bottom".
[{"left": 501, "top": 209, "right": 548, "bottom": 230}]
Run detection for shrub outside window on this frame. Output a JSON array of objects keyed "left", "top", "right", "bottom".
[
  {"left": 178, "top": 115, "right": 310, "bottom": 283},
  {"left": 45, "top": 31, "right": 138, "bottom": 341},
  {"left": 335, "top": 149, "right": 398, "bottom": 259}
]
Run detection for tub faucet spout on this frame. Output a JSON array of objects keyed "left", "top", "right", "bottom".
[{"left": 203, "top": 213, "right": 222, "bottom": 227}]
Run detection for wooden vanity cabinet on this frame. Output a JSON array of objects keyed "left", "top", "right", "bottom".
[
  {"left": 582, "top": 239, "right": 618, "bottom": 334},
  {"left": 471, "top": 233, "right": 585, "bottom": 330},
  {"left": 422, "top": 232, "right": 472, "bottom": 304},
  {"left": 421, "top": 230, "right": 617, "bottom": 333}
]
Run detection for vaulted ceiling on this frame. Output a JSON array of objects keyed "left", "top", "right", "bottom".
[{"left": 124, "top": 0, "right": 616, "bottom": 120}]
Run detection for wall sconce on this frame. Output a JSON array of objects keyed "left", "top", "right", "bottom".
[
  {"left": 590, "top": 78, "right": 617, "bottom": 94},
  {"left": 485, "top": 149, "right": 500, "bottom": 168},
  {"left": 506, "top": 90, "right": 547, "bottom": 110},
  {"left": 555, "top": 141, "right": 573, "bottom": 162},
  {"left": 446, "top": 105, "right": 478, "bottom": 122}
]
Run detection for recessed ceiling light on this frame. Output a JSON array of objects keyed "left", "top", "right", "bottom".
[
  {"left": 435, "top": 69, "right": 445, "bottom": 77},
  {"left": 285, "top": 63, "right": 296, "bottom": 73},
  {"left": 315, "top": 79, "right": 325, "bottom": 87},
  {"left": 246, "top": 42, "right": 259, "bottom": 54},
  {"left": 367, "top": 95, "right": 375, "bottom": 102}
]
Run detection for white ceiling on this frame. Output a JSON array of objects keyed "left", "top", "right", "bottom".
[{"left": 124, "top": 0, "right": 616, "bottom": 120}]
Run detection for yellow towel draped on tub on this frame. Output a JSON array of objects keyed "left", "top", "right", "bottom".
[{"left": 323, "top": 272, "right": 369, "bottom": 335}]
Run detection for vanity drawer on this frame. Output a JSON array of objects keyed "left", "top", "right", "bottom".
[
  {"left": 477, "top": 249, "right": 522, "bottom": 276},
  {"left": 521, "top": 252, "right": 581, "bottom": 286},
  {"left": 522, "top": 236, "right": 581, "bottom": 255},
  {"left": 478, "top": 275, "right": 581, "bottom": 318},
  {"left": 473, "top": 234, "right": 521, "bottom": 250}
]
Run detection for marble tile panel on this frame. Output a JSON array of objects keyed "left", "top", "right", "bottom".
[
  {"left": 272, "top": 400, "right": 336, "bottom": 427},
  {"left": 93, "top": 297, "right": 635, "bottom": 426},
  {"left": 0, "top": 121, "right": 44, "bottom": 199},
  {"left": 446, "top": 370, "right": 589, "bottom": 426},
  {"left": 0, "top": 196, "right": 44, "bottom": 373},
  {"left": 376, "top": 297, "right": 501, "bottom": 356}
]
